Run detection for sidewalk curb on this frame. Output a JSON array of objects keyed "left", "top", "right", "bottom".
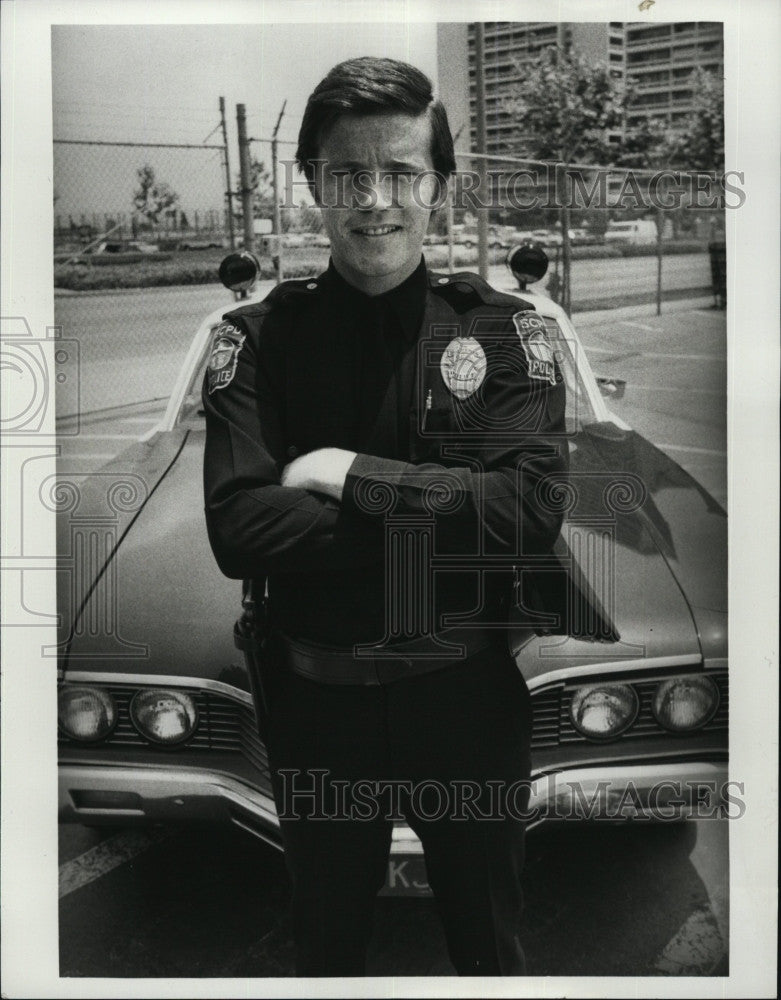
[{"left": 573, "top": 294, "right": 719, "bottom": 324}]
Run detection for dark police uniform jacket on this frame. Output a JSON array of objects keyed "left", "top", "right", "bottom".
[{"left": 202, "top": 263, "right": 569, "bottom": 649}]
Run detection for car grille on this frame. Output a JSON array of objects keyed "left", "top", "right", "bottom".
[
  {"left": 58, "top": 685, "right": 268, "bottom": 774},
  {"left": 531, "top": 672, "right": 728, "bottom": 748},
  {"left": 59, "top": 672, "right": 728, "bottom": 762}
]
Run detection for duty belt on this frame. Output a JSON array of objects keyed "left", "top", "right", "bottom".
[{"left": 278, "top": 628, "right": 501, "bottom": 686}]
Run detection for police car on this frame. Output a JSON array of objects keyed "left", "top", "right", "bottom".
[{"left": 57, "top": 245, "right": 727, "bottom": 894}]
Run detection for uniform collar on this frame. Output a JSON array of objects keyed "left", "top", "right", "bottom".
[{"left": 324, "top": 257, "right": 428, "bottom": 343}]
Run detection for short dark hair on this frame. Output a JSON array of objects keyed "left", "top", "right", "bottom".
[{"left": 296, "top": 56, "right": 456, "bottom": 187}]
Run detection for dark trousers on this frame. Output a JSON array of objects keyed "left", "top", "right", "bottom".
[{"left": 265, "top": 644, "right": 532, "bottom": 977}]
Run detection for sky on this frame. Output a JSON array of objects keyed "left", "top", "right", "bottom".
[{"left": 52, "top": 22, "right": 439, "bottom": 219}]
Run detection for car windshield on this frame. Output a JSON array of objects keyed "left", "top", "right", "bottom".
[{"left": 177, "top": 315, "right": 599, "bottom": 434}]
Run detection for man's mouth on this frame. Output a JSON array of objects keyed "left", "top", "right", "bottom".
[{"left": 352, "top": 225, "right": 402, "bottom": 237}]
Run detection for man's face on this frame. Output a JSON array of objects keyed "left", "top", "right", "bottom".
[{"left": 314, "top": 111, "right": 441, "bottom": 295}]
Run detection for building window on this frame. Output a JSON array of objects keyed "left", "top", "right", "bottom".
[
  {"left": 627, "top": 48, "right": 672, "bottom": 65},
  {"left": 627, "top": 24, "right": 672, "bottom": 42}
]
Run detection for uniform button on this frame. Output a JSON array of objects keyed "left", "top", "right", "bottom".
[
  {"left": 287, "top": 445, "right": 299, "bottom": 458},
  {"left": 306, "top": 282, "right": 317, "bottom": 290},
  {"left": 437, "top": 276, "right": 449, "bottom": 284}
]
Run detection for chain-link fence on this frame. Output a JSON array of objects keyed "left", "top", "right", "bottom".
[
  {"left": 53, "top": 134, "right": 728, "bottom": 417},
  {"left": 53, "top": 139, "right": 235, "bottom": 414},
  {"left": 238, "top": 141, "right": 726, "bottom": 313},
  {"left": 54, "top": 139, "right": 230, "bottom": 250}
]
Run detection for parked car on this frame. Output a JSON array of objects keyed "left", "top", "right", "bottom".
[
  {"left": 57, "top": 249, "right": 727, "bottom": 894},
  {"left": 529, "top": 228, "right": 559, "bottom": 247},
  {"left": 451, "top": 226, "right": 507, "bottom": 249},
  {"left": 604, "top": 220, "right": 658, "bottom": 246},
  {"left": 178, "top": 237, "right": 226, "bottom": 251},
  {"left": 85, "top": 240, "right": 161, "bottom": 255},
  {"left": 568, "top": 227, "right": 604, "bottom": 246}
]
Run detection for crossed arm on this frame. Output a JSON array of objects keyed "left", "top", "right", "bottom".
[{"left": 203, "top": 319, "right": 568, "bottom": 580}]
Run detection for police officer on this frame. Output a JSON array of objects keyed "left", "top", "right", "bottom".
[{"left": 203, "top": 56, "right": 568, "bottom": 977}]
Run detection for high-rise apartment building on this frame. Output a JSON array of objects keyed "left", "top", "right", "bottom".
[
  {"left": 623, "top": 22, "right": 724, "bottom": 128},
  {"left": 436, "top": 21, "right": 724, "bottom": 157}
]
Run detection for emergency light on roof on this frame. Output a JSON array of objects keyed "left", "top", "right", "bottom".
[
  {"left": 506, "top": 242, "right": 549, "bottom": 289},
  {"left": 218, "top": 251, "right": 261, "bottom": 294}
]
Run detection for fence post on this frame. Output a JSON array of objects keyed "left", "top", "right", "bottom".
[
  {"left": 656, "top": 205, "right": 664, "bottom": 316},
  {"left": 473, "top": 23, "right": 489, "bottom": 281},
  {"left": 556, "top": 164, "right": 572, "bottom": 315},
  {"left": 219, "top": 97, "right": 236, "bottom": 251},
  {"left": 446, "top": 186, "right": 455, "bottom": 274},
  {"left": 236, "top": 103, "right": 255, "bottom": 253},
  {"left": 271, "top": 101, "right": 286, "bottom": 284}
]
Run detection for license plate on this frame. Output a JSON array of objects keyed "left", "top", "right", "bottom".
[{"left": 380, "top": 856, "right": 431, "bottom": 896}]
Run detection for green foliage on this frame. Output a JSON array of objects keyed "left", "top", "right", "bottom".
[
  {"left": 53, "top": 241, "right": 710, "bottom": 291},
  {"left": 133, "top": 165, "right": 180, "bottom": 224},
  {"left": 659, "top": 68, "right": 725, "bottom": 171},
  {"left": 509, "top": 47, "right": 626, "bottom": 162},
  {"left": 613, "top": 117, "right": 672, "bottom": 169},
  {"left": 281, "top": 204, "right": 322, "bottom": 234},
  {"left": 235, "top": 157, "right": 275, "bottom": 221}
]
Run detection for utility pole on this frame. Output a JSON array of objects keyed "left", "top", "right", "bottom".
[
  {"left": 446, "top": 124, "right": 464, "bottom": 275},
  {"left": 271, "top": 100, "right": 287, "bottom": 283},
  {"left": 556, "top": 24, "right": 572, "bottom": 315},
  {"left": 219, "top": 97, "right": 236, "bottom": 250},
  {"left": 236, "top": 103, "right": 254, "bottom": 252},
  {"left": 473, "top": 23, "right": 489, "bottom": 281}
]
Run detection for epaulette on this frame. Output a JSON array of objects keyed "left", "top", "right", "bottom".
[
  {"left": 428, "top": 269, "right": 534, "bottom": 311},
  {"left": 224, "top": 274, "right": 322, "bottom": 322}
]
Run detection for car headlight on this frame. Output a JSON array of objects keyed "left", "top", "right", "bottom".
[
  {"left": 652, "top": 675, "right": 719, "bottom": 732},
  {"left": 569, "top": 683, "right": 639, "bottom": 740},
  {"left": 130, "top": 689, "right": 198, "bottom": 745},
  {"left": 58, "top": 685, "right": 117, "bottom": 742}
]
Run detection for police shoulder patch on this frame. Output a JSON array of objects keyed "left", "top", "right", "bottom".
[
  {"left": 207, "top": 321, "right": 246, "bottom": 394},
  {"left": 512, "top": 310, "right": 556, "bottom": 386}
]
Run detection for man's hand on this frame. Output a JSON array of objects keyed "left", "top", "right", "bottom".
[{"left": 281, "top": 448, "right": 358, "bottom": 501}]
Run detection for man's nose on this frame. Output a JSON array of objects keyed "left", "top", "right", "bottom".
[{"left": 353, "top": 171, "right": 393, "bottom": 211}]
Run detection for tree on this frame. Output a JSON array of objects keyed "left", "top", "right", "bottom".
[
  {"left": 132, "top": 165, "right": 180, "bottom": 226},
  {"left": 234, "top": 156, "right": 275, "bottom": 222},
  {"left": 508, "top": 46, "right": 627, "bottom": 311},
  {"left": 618, "top": 69, "right": 725, "bottom": 238},
  {"left": 661, "top": 68, "right": 725, "bottom": 172},
  {"left": 509, "top": 46, "right": 626, "bottom": 164}
]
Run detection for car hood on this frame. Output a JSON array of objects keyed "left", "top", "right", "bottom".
[
  {"left": 62, "top": 427, "right": 249, "bottom": 691},
  {"left": 510, "top": 421, "right": 727, "bottom": 683},
  {"left": 63, "top": 421, "right": 726, "bottom": 690}
]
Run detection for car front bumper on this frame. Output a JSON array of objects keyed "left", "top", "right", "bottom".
[{"left": 60, "top": 758, "right": 730, "bottom": 852}]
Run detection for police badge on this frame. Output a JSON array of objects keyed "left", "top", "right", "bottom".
[
  {"left": 207, "top": 322, "right": 245, "bottom": 394},
  {"left": 440, "top": 336, "right": 487, "bottom": 400},
  {"left": 512, "top": 310, "right": 557, "bottom": 386}
]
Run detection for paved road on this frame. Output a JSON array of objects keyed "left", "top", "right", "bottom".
[
  {"left": 575, "top": 299, "right": 726, "bottom": 506},
  {"left": 59, "top": 816, "right": 728, "bottom": 977},
  {"left": 54, "top": 252, "right": 713, "bottom": 414}
]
